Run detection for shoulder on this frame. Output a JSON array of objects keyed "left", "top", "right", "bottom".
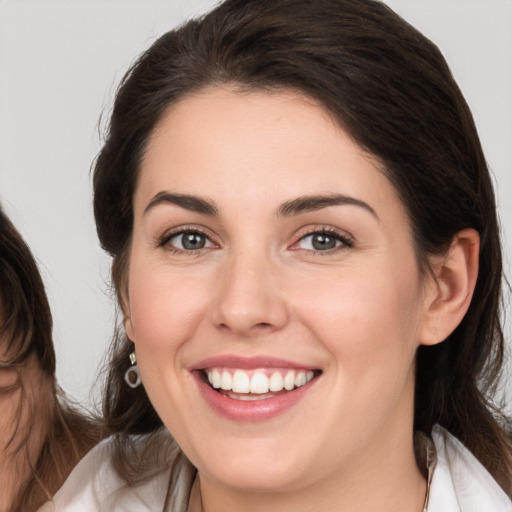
[
  {"left": 36, "top": 435, "right": 191, "bottom": 512},
  {"left": 428, "top": 425, "right": 512, "bottom": 512}
]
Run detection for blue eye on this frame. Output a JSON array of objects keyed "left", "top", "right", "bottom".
[
  {"left": 165, "top": 230, "right": 215, "bottom": 251},
  {"left": 296, "top": 231, "right": 352, "bottom": 251}
]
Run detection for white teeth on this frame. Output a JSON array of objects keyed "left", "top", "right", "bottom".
[
  {"left": 268, "top": 372, "right": 283, "bottom": 392},
  {"left": 211, "top": 369, "right": 221, "bottom": 389},
  {"left": 232, "top": 370, "right": 250, "bottom": 393},
  {"left": 206, "top": 368, "right": 317, "bottom": 394},
  {"left": 250, "top": 372, "right": 269, "bottom": 394},
  {"left": 284, "top": 371, "right": 295, "bottom": 391},
  {"left": 295, "top": 371, "right": 306, "bottom": 387},
  {"left": 220, "top": 371, "right": 232, "bottom": 390}
]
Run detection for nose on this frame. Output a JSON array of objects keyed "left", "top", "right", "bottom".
[{"left": 211, "top": 251, "right": 289, "bottom": 337}]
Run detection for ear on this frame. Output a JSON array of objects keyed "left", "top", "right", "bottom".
[
  {"left": 114, "top": 264, "right": 135, "bottom": 342},
  {"left": 419, "top": 228, "right": 479, "bottom": 346},
  {"left": 123, "top": 307, "right": 135, "bottom": 343},
  {"left": 119, "top": 285, "right": 135, "bottom": 343}
]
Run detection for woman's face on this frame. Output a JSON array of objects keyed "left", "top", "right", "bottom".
[{"left": 125, "top": 87, "right": 434, "bottom": 492}]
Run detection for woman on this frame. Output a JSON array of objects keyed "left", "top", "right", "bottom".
[
  {"left": 0, "top": 206, "right": 102, "bottom": 512},
  {"left": 41, "top": 0, "right": 512, "bottom": 510}
]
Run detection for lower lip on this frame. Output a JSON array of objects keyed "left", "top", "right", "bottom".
[{"left": 193, "top": 372, "right": 318, "bottom": 422}]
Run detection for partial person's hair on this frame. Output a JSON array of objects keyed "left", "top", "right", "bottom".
[
  {"left": 93, "top": 0, "right": 512, "bottom": 494},
  {"left": 0, "top": 206, "right": 103, "bottom": 512}
]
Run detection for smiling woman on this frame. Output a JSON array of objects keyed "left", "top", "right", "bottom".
[
  {"left": 127, "top": 89, "right": 425, "bottom": 443},
  {"left": 39, "top": 1, "right": 511, "bottom": 511}
]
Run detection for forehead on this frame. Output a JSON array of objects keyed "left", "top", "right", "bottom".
[{"left": 136, "top": 87, "right": 403, "bottom": 218}]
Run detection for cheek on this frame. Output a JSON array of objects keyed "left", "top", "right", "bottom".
[
  {"left": 126, "top": 268, "right": 208, "bottom": 418},
  {"left": 127, "top": 269, "right": 207, "bottom": 351},
  {"left": 293, "top": 263, "right": 423, "bottom": 365},
  {"left": 0, "top": 367, "right": 18, "bottom": 388}
]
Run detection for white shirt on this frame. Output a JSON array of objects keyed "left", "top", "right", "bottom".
[
  {"left": 428, "top": 427, "right": 512, "bottom": 511},
  {"left": 38, "top": 426, "right": 512, "bottom": 512}
]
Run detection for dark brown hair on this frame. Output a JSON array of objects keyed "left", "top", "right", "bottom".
[
  {"left": 0, "top": 206, "right": 103, "bottom": 511},
  {"left": 93, "top": 0, "right": 512, "bottom": 493}
]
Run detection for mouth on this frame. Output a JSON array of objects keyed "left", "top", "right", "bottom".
[
  {"left": 198, "top": 367, "right": 322, "bottom": 401},
  {"left": 191, "top": 356, "right": 322, "bottom": 421}
]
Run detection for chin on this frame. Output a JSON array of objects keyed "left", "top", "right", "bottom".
[
  {"left": 188, "top": 435, "right": 321, "bottom": 492},
  {"left": 203, "top": 458, "right": 311, "bottom": 492}
]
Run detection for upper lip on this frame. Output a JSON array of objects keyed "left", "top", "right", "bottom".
[{"left": 190, "top": 355, "right": 319, "bottom": 371}]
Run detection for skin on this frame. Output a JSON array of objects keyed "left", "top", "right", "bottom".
[
  {"left": 0, "top": 310, "right": 26, "bottom": 512},
  {"left": 0, "top": 348, "right": 49, "bottom": 512},
  {"left": 124, "top": 87, "right": 478, "bottom": 512}
]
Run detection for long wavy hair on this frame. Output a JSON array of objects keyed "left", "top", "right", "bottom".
[
  {"left": 0, "top": 206, "right": 103, "bottom": 511},
  {"left": 93, "top": 0, "right": 512, "bottom": 494}
]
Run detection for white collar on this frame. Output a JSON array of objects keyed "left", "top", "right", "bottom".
[{"left": 427, "top": 425, "right": 512, "bottom": 512}]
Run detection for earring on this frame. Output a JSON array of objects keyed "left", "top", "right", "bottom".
[{"left": 124, "top": 351, "right": 142, "bottom": 388}]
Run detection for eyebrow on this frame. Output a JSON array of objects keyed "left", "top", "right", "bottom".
[
  {"left": 144, "top": 191, "right": 377, "bottom": 219},
  {"left": 277, "top": 194, "right": 378, "bottom": 219},
  {"left": 144, "top": 192, "right": 219, "bottom": 216}
]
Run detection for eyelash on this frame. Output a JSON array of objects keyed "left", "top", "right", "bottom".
[
  {"left": 157, "top": 227, "right": 215, "bottom": 255},
  {"left": 293, "top": 227, "right": 354, "bottom": 255},
  {"left": 157, "top": 226, "right": 354, "bottom": 255}
]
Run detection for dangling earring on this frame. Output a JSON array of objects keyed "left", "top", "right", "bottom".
[{"left": 124, "top": 351, "right": 141, "bottom": 388}]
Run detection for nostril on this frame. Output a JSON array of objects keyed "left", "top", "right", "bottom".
[{"left": 217, "top": 320, "right": 276, "bottom": 335}]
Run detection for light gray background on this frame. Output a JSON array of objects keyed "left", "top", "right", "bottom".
[{"left": 1, "top": 0, "right": 511, "bottom": 408}]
